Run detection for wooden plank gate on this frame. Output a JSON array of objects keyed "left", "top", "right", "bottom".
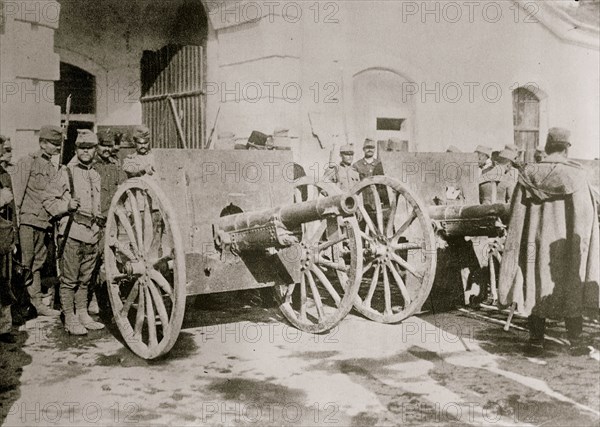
[{"left": 140, "top": 45, "right": 205, "bottom": 149}]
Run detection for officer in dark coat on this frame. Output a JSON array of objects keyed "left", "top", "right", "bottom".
[{"left": 352, "top": 138, "right": 382, "bottom": 181}]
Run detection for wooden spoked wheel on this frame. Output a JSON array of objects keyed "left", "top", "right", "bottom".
[
  {"left": 274, "top": 178, "right": 363, "bottom": 333},
  {"left": 351, "top": 176, "right": 437, "bottom": 323},
  {"left": 104, "top": 176, "right": 186, "bottom": 359}
]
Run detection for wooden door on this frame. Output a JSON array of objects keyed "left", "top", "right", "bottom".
[{"left": 140, "top": 45, "right": 205, "bottom": 149}]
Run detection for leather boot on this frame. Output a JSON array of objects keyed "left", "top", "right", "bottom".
[
  {"left": 88, "top": 294, "right": 100, "bottom": 315},
  {"left": 61, "top": 287, "right": 86, "bottom": 335},
  {"left": 566, "top": 317, "right": 589, "bottom": 356},
  {"left": 75, "top": 287, "right": 104, "bottom": 330},
  {"left": 526, "top": 315, "right": 545, "bottom": 356},
  {"left": 28, "top": 271, "right": 60, "bottom": 317}
]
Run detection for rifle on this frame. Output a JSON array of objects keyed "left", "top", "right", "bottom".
[
  {"left": 60, "top": 94, "right": 72, "bottom": 165},
  {"left": 57, "top": 167, "right": 75, "bottom": 259}
]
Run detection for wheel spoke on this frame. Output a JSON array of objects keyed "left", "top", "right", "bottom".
[
  {"left": 382, "top": 264, "right": 392, "bottom": 316},
  {"left": 390, "top": 242, "right": 423, "bottom": 251},
  {"left": 111, "top": 240, "right": 137, "bottom": 261},
  {"left": 151, "top": 250, "right": 174, "bottom": 268},
  {"left": 144, "top": 286, "right": 158, "bottom": 348},
  {"left": 299, "top": 274, "right": 307, "bottom": 321},
  {"left": 369, "top": 185, "right": 384, "bottom": 233},
  {"left": 126, "top": 190, "right": 144, "bottom": 253},
  {"left": 306, "top": 271, "right": 325, "bottom": 320},
  {"left": 143, "top": 193, "right": 154, "bottom": 253},
  {"left": 284, "top": 283, "right": 296, "bottom": 304},
  {"left": 149, "top": 269, "right": 173, "bottom": 298},
  {"left": 317, "top": 256, "right": 349, "bottom": 272},
  {"left": 317, "top": 235, "right": 346, "bottom": 252},
  {"left": 358, "top": 204, "right": 379, "bottom": 238},
  {"left": 120, "top": 280, "right": 140, "bottom": 317},
  {"left": 311, "top": 265, "right": 341, "bottom": 305},
  {"left": 115, "top": 206, "right": 139, "bottom": 253},
  {"left": 362, "top": 259, "right": 374, "bottom": 275},
  {"left": 364, "top": 263, "right": 380, "bottom": 308},
  {"left": 147, "top": 279, "right": 170, "bottom": 333},
  {"left": 308, "top": 220, "right": 328, "bottom": 244},
  {"left": 133, "top": 284, "right": 145, "bottom": 338},
  {"left": 388, "top": 261, "right": 412, "bottom": 306},
  {"left": 385, "top": 188, "right": 399, "bottom": 237},
  {"left": 359, "top": 230, "right": 376, "bottom": 243},
  {"left": 392, "top": 210, "right": 417, "bottom": 243},
  {"left": 391, "top": 252, "right": 424, "bottom": 280}
]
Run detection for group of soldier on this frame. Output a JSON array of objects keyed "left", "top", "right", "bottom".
[
  {"left": 323, "top": 138, "right": 383, "bottom": 190},
  {"left": 0, "top": 124, "right": 154, "bottom": 342},
  {"left": 1, "top": 124, "right": 598, "bottom": 357}
]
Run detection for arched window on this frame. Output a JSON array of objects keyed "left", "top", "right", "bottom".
[{"left": 512, "top": 87, "right": 540, "bottom": 162}]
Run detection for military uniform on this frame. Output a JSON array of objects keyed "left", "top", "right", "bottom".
[
  {"left": 352, "top": 138, "right": 382, "bottom": 180},
  {"left": 91, "top": 132, "right": 125, "bottom": 301},
  {"left": 123, "top": 125, "right": 155, "bottom": 178},
  {"left": 323, "top": 163, "right": 360, "bottom": 192},
  {"left": 123, "top": 151, "right": 155, "bottom": 178},
  {"left": 44, "top": 130, "right": 103, "bottom": 334},
  {"left": 12, "top": 126, "right": 64, "bottom": 316},
  {"left": 352, "top": 158, "right": 382, "bottom": 180},
  {"left": 478, "top": 150, "right": 517, "bottom": 204},
  {"left": 94, "top": 132, "right": 125, "bottom": 217},
  {"left": 323, "top": 144, "right": 360, "bottom": 191}
]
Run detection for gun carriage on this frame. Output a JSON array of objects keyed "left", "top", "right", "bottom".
[
  {"left": 104, "top": 148, "right": 516, "bottom": 359},
  {"left": 104, "top": 149, "right": 363, "bottom": 359},
  {"left": 340, "top": 152, "right": 511, "bottom": 323}
]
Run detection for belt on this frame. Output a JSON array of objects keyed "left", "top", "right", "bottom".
[{"left": 72, "top": 211, "right": 105, "bottom": 228}]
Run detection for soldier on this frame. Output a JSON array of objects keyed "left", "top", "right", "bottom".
[
  {"left": 475, "top": 145, "right": 494, "bottom": 174},
  {"left": 499, "top": 128, "right": 599, "bottom": 356},
  {"left": 505, "top": 143, "right": 526, "bottom": 167},
  {"left": 90, "top": 130, "right": 125, "bottom": 314},
  {"left": 534, "top": 149, "right": 546, "bottom": 163},
  {"left": 479, "top": 149, "right": 517, "bottom": 204},
  {"left": 0, "top": 140, "right": 17, "bottom": 343},
  {"left": 352, "top": 138, "right": 382, "bottom": 181},
  {"left": 323, "top": 145, "right": 360, "bottom": 191},
  {"left": 12, "top": 126, "right": 63, "bottom": 317},
  {"left": 123, "top": 125, "right": 155, "bottom": 178},
  {"left": 44, "top": 130, "right": 104, "bottom": 335},
  {"left": 95, "top": 130, "right": 125, "bottom": 218}
]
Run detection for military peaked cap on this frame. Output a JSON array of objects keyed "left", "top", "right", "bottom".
[{"left": 39, "top": 125, "right": 64, "bottom": 145}]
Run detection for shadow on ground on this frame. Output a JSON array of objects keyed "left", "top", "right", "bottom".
[{"left": 0, "top": 330, "right": 32, "bottom": 425}]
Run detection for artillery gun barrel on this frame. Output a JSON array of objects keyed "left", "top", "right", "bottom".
[
  {"left": 215, "top": 193, "right": 358, "bottom": 252},
  {"left": 428, "top": 203, "right": 510, "bottom": 222},
  {"left": 428, "top": 203, "right": 510, "bottom": 238}
]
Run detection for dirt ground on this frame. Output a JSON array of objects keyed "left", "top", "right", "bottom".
[{"left": 1, "top": 291, "right": 599, "bottom": 426}]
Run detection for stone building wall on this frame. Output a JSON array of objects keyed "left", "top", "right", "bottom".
[{"left": 1, "top": 0, "right": 599, "bottom": 162}]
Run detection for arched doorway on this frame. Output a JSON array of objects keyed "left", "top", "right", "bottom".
[
  {"left": 353, "top": 69, "right": 416, "bottom": 152},
  {"left": 55, "top": 0, "right": 210, "bottom": 148}
]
